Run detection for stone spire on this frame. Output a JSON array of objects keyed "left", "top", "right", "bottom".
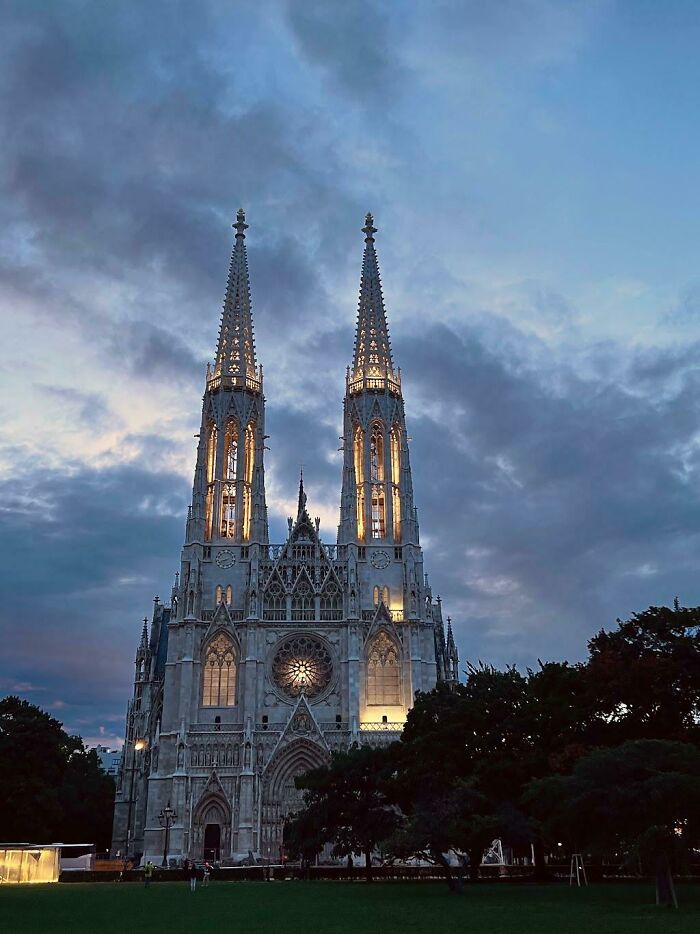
[
  {"left": 213, "top": 209, "right": 258, "bottom": 383},
  {"left": 446, "top": 617, "right": 459, "bottom": 683},
  {"left": 352, "top": 214, "right": 395, "bottom": 381},
  {"left": 297, "top": 468, "right": 307, "bottom": 518}
]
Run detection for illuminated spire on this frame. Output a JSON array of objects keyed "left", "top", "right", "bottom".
[
  {"left": 352, "top": 213, "right": 395, "bottom": 380},
  {"left": 213, "top": 209, "right": 258, "bottom": 383}
]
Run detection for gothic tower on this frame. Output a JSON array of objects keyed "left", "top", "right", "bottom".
[{"left": 111, "top": 211, "right": 457, "bottom": 866}]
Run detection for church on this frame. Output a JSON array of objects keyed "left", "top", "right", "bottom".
[{"left": 111, "top": 211, "right": 459, "bottom": 864}]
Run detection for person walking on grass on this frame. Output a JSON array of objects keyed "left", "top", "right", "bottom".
[
  {"left": 144, "top": 861, "right": 154, "bottom": 889},
  {"left": 186, "top": 859, "right": 197, "bottom": 893},
  {"left": 203, "top": 862, "right": 211, "bottom": 887}
]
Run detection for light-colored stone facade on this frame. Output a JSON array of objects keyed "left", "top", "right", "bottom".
[{"left": 111, "top": 212, "right": 459, "bottom": 864}]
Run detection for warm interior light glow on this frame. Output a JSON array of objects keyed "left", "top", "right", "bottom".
[
  {"left": 354, "top": 425, "right": 365, "bottom": 541},
  {"left": 134, "top": 739, "right": 146, "bottom": 751}
]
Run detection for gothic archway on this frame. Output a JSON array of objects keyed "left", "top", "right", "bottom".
[
  {"left": 193, "top": 793, "right": 231, "bottom": 861},
  {"left": 260, "top": 739, "right": 328, "bottom": 861}
]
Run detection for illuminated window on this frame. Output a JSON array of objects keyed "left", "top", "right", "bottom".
[
  {"left": 367, "top": 632, "right": 400, "bottom": 705},
  {"left": 354, "top": 426, "right": 365, "bottom": 541},
  {"left": 370, "top": 424, "right": 384, "bottom": 482},
  {"left": 391, "top": 425, "right": 401, "bottom": 541},
  {"left": 371, "top": 485, "right": 385, "bottom": 539},
  {"left": 220, "top": 420, "right": 238, "bottom": 538},
  {"left": 243, "top": 423, "right": 254, "bottom": 540},
  {"left": 373, "top": 586, "right": 390, "bottom": 606},
  {"left": 205, "top": 423, "right": 217, "bottom": 539},
  {"left": 215, "top": 585, "right": 223, "bottom": 604},
  {"left": 225, "top": 585, "right": 232, "bottom": 605},
  {"left": 202, "top": 633, "right": 237, "bottom": 706}
]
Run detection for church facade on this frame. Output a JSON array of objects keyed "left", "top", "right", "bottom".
[{"left": 111, "top": 212, "right": 459, "bottom": 864}]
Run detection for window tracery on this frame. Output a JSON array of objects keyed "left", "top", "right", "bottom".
[
  {"left": 271, "top": 635, "right": 333, "bottom": 698},
  {"left": 220, "top": 420, "right": 238, "bottom": 538},
  {"left": 205, "top": 423, "right": 217, "bottom": 539},
  {"left": 202, "top": 633, "right": 237, "bottom": 707},
  {"left": 354, "top": 426, "right": 365, "bottom": 540},
  {"left": 367, "top": 632, "right": 400, "bottom": 705},
  {"left": 243, "top": 422, "right": 254, "bottom": 539},
  {"left": 263, "top": 577, "right": 286, "bottom": 621},
  {"left": 391, "top": 425, "right": 401, "bottom": 541},
  {"left": 291, "top": 577, "right": 314, "bottom": 621}
]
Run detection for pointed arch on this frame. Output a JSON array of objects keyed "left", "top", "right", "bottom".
[
  {"left": 202, "top": 631, "right": 238, "bottom": 706},
  {"left": 366, "top": 630, "right": 400, "bottom": 705},
  {"left": 243, "top": 421, "right": 255, "bottom": 540},
  {"left": 391, "top": 423, "right": 401, "bottom": 541},
  {"left": 263, "top": 573, "right": 286, "bottom": 621},
  {"left": 205, "top": 421, "right": 217, "bottom": 539},
  {"left": 291, "top": 570, "right": 314, "bottom": 621},
  {"left": 354, "top": 425, "right": 365, "bottom": 541},
  {"left": 220, "top": 418, "right": 238, "bottom": 538},
  {"left": 370, "top": 422, "right": 384, "bottom": 482}
]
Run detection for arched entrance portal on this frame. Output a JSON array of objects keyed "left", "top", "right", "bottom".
[
  {"left": 203, "top": 823, "right": 221, "bottom": 861},
  {"left": 261, "top": 739, "right": 328, "bottom": 861},
  {"left": 193, "top": 796, "right": 231, "bottom": 861}
]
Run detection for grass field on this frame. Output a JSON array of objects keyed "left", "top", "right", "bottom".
[{"left": 2, "top": 881, "right": 699, "bottom": 934}]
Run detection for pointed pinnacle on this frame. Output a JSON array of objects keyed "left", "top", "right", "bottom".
[
  {"left": 362, "top": 212, "right": 377, "bottom": 242},
  {"left": 234, "top": 207, "right": 248, "bottom": 238},
  {"left": 297, "top": 467, "right": 307, "bottom": 516}
]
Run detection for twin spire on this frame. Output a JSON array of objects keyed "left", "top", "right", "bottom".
[
  {"left": 352, "top": 213, "right": 396, "bottom": 382},
  {"left": 213, "top": 208, "right": 259, "bottom": 386},
  {"left": 213, "top": 209, "right": 397, "bottom": 393}
]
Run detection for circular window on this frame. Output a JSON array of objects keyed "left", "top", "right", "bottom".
[{"left": 271, "top": 635, "right": 333, "bottom": 698}]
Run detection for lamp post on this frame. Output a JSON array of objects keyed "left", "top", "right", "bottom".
[
  {"left": 158, "top": 801, "right": 176, "bottom": 869},
  {"left": 124, "top": 737, "right": 146, "bottom": 865}
]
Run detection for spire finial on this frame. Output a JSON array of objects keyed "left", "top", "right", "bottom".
[
  {"left": 234, "top": 208, "right": 248, "bottom": 239},
  {"left": 297, "top": 467, "right": 307, "bottom": 516},
  {"left": 362, "top": 212, "right": 377, "bottom": 242}
]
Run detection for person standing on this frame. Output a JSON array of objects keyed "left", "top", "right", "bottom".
[
  {"left": 186, "top": 859, "right": 197, "bottom": 893},
  {"left": 203, "top": 862, "right": 211, "bottom": 887},
  {"left": 144, "top": 861, "right": 154, "bottom": 889}
]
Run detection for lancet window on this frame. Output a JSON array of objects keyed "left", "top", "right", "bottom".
[
  {"left": 354, "top": 426, "right": 365, "bottom": 541},
  {"left": 291, "top": 577, "right": 314, "bottom": 622},
  {"left": 205, "top": 423, "right": 217, "bottom": 539},
  {"left": 367, "top": 632, "right": 400, "bottom": 706},
  {"left": 370, "top": 423, "right": 386, "bottom": 538},
  {"left": 220, "top": 419, "right": 238, "bottom": 538},
  {"left": 373, "top": 585, "right": 390, "bottom": 607},
  {"left": 243, "top": 423, "right": 254, "bottom": 540},
  {"left": 202, "top": 633, "right": 237, "bottom": 707},
  {"left": 263, "top": 577, "right": 286, "bottom": 621},
  {"left": 320, "top": 582, "right": 342, "bottom": 621},
  {"left": 391, "top": 425, "right": 401, "bottom": 541}
]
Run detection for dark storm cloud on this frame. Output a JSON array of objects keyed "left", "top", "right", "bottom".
[
  {"left": 0, "top": 456, "right": 188, "bottom": 739},
  {"left": 397, "top": 321, "right": 700, "bottom": 665}
]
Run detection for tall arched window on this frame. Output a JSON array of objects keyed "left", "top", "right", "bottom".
[
  {"left": 215, "top": 585, "right": 223, "bottom": 605},
  {"left": 243, "top": 423, "right": 255, "bottom": 540},
  {"left": 367, "top": 632, "right": 400, "bottom": 705},
  {"left": 263, "top": 577, "right": 286, "bottom": 621},
  {"left": 205, "top": 423, "right": 217, "bottom": 539},
  {"left": 373, "top": 586, "right": 390, "bottom": 607},
  {"left": 391, "top": 425, "right": 401, "bottom": 541},
  {"left": 220, "top": 420, "right": 238, "bottom": 538},
  {"left": 370, "top": 424, "right": 386, "bottom": 539},
  {"left": 370, "top": 424, "right": 384, "bottom": 482},
  {"left": 202, "top": 633, "right": 237, "bottom": 706},
  {"left": 291, "top": 577, "right": 314, "bottom": 621},
  {"left": 354, "top": 426, "right": 365, "bottom": 541},
  {"left": 225, "top": 585, "right": 232, "bottom": 605}
]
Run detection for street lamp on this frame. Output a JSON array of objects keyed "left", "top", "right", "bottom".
[
  {"left": 124, "top": 737, "right": 146, "bottom": 865},
  {"left": 158, "top": 801, "right": 176, "bottom": 869}
]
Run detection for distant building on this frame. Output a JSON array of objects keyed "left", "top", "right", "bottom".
[
  {"left": 93, "top": 745, "right": 122, "bottom": 778},
  {"left": 112, "top": 212, "right": 459, "bottom": 864}
]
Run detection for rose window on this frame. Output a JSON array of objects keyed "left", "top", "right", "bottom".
[{"left": 272, "top": 636, "right": 333, "bottom": 698}]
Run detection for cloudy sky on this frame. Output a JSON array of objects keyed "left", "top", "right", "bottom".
[{"left": 2, "top": 0, "right": 700, "bottom": 746}]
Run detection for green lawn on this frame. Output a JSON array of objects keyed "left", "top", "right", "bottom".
[{"left": 2, "top": 881, "right": 699, "bottom": 934}]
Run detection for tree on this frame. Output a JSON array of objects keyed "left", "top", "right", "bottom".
[
  {"left": 525, "top": 739, "right": 700, "bottom": 907},
  {"left": 0, "top": 696, "right": 115, "bottom": 849},
  {"left": 292, "top": 744, "right": 401, "bottom": 881},
  {"left": 586, "top": 604, "right": 700, "bottom": 745}
]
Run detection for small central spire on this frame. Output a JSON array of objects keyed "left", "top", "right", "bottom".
[
  {"left": 297, "top": 468, "right": 307, "bottom": 517},
  {"left": 234, "top": 207, "right": 248, "bottom": 239},
  {"left": 362, "top": 212, "right": 377, "bottom": 242}
]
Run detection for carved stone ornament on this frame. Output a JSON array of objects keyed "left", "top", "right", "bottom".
[{"left": 271, "top": 635, "right": 333, "bottom": 698}]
